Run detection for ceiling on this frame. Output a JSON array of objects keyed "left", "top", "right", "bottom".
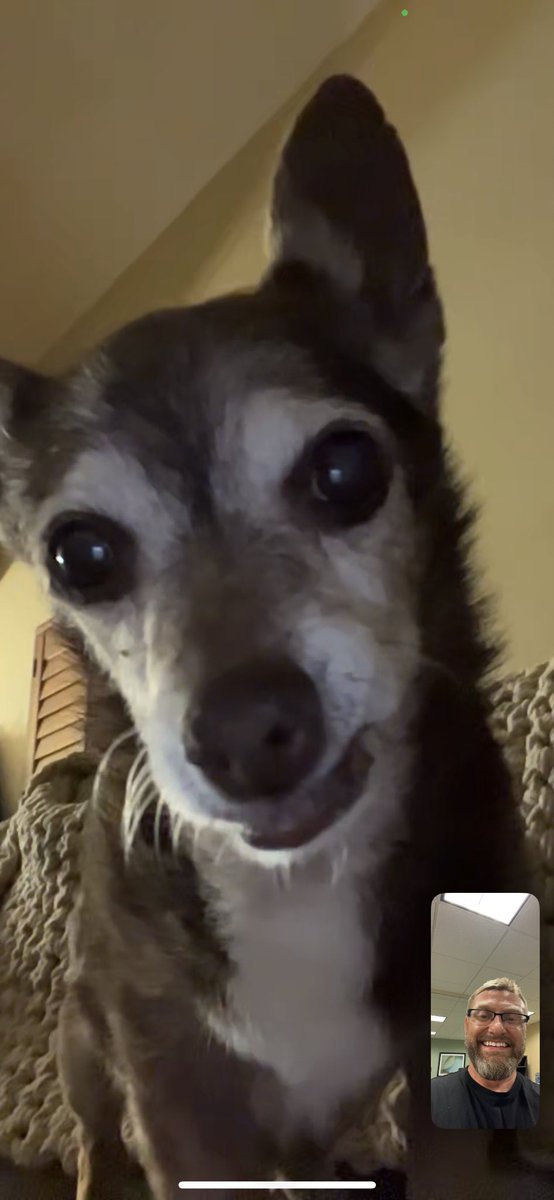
[
  {"left": 431, "top": 895, "right": 540, "bottom": 1042},
  {"left": 0, "top": 0, "right": 378, "bottom": 366}
]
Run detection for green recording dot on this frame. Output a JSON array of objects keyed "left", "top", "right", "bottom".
[{"left": 402, "top": 7, "right": 408, "bottom": 13}]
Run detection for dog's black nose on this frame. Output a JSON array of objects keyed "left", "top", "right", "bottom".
[{"left": 184, "top": 657, "right": 325, "bottom": 801}]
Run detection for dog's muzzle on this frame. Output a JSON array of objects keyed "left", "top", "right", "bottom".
[{"left": 183, "top": 656, "right": 373, "bottom": 850}]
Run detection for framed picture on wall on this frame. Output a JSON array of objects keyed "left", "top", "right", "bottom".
[{"left": 437, "top": 1052, "right": 466, "bottom": 1076}]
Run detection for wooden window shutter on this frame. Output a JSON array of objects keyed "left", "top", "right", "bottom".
[{"left": 27, "top": 620, "right": 88, "bottom": 777}]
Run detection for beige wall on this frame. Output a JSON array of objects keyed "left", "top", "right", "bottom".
[
  {"left": 526, "top": 1021, "right": 541, "bottom": 1082},
  {"left": 45, "top": 0, "right": 554, "bottom": 672},
  {"left": 2, "top": 0, "right": 554, "bottom": 803},
  {"left": 0, "top": 564, "right": 50, "bottom": 811}
]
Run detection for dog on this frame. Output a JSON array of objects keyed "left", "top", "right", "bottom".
[{"left": 0, "top": 76, "right": 542, "bottom": 1199}]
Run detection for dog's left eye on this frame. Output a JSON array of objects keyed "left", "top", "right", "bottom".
[
  {"left": 45, "top": 514, "right": 135, "bottom": 604},
  {"left": 306, "top": 426, "right": 390, "bottom": 526}
]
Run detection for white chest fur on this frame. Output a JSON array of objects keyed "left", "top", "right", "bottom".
[{"left": 205, "top": 854, "right": 390, "bottom": 1138}]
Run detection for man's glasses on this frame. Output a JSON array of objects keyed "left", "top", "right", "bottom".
[{"left": 466, "top": 1007, "right": 530, "bottom": 1027}]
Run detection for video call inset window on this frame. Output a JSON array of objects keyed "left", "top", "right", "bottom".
[{"left": 431, "top": 893, "right": 540, "bottom": 1129}]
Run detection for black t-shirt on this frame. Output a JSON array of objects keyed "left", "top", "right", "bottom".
[
  {"left": 431, "top": 1066, "right": 540, "bottom": 1129},
  {"left": 465, "top": 1069, "right": 534, "bottom": 1129}
]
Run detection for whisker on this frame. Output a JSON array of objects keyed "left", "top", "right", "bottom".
[
  {"left": 153, "top": 797, "right": 170, "bottom": 861},
  {"left": 126, "top": 747, "right": 148, "bottom": 794},
  {"left": 122, "top": 744, "right": 159, "bottom": 859},
  {"left": 275, "top": 862, "right": 292, "bottom": 891},
  {"left": 127, "top": 753, "right": 152, "bottom": 793},
  {"left": 214, "top": 839, "right": 229, "bottom": 869},
  {"left": 170, "top": 808, "right": 187, "bottom": 858},
  {"left": 93, "top": 727, "right": 136, "bottom": 812},
  {"left": 331, "top": 842, "right": 349, "bottom": 886},
  {"left": 124, "top": 789, "right": 150, "bottom": 854},
  {"left": 377, "top": 639, "right": 465, "bottom": 692},
  {"left": 131, "top": 791, "right": 158, "bottom": 857}
]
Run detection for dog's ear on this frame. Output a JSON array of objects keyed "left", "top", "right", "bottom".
[
  {"left": 0, "top": 358, "right": 49, "bottom": 559},
  {"left": 269, "top": 75, "right": 444, "bottom": 406}
]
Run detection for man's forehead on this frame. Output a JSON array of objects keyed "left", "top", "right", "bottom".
[{"left": 473, "top": 989, "right": 524, "bottom": 1009}]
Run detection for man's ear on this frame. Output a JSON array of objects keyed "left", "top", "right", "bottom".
[
  {"left": 0, "top": 357, "right": 49, "bottom": 559},
  {"left": 268, "top": 75, "right": 444, "bottom": 406}
]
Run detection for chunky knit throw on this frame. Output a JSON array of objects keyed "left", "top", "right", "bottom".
[{"left": 0, "top": 662, "right": 553, "bottom": 1177}]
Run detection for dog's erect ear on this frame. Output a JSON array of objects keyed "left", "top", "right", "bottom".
[
  {"left": 0, "top": 358, "right": 49, "bottom": 559},
  {"left": 269, "top": 75, "right": 444, "bottom": 404}
]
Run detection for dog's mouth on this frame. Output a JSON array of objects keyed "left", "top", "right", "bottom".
[
  {"left": 243, "top": 727, "right": 374, "bottom": 851},
  {"left": 136, "top": 727, "right": 373, "bottom": 856}
]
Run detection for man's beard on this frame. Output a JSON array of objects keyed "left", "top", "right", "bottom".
[{"left": 466, "top": 1037, "right": 523, "bottom": 1081}]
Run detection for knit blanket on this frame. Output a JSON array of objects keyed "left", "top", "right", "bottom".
[{"left": 0, "top": 661, "right": 553, "bottom": 1177}]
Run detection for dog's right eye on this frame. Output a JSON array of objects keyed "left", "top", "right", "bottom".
[{"left": 45, "top": 514, "right": 135, "bottom": 604}]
